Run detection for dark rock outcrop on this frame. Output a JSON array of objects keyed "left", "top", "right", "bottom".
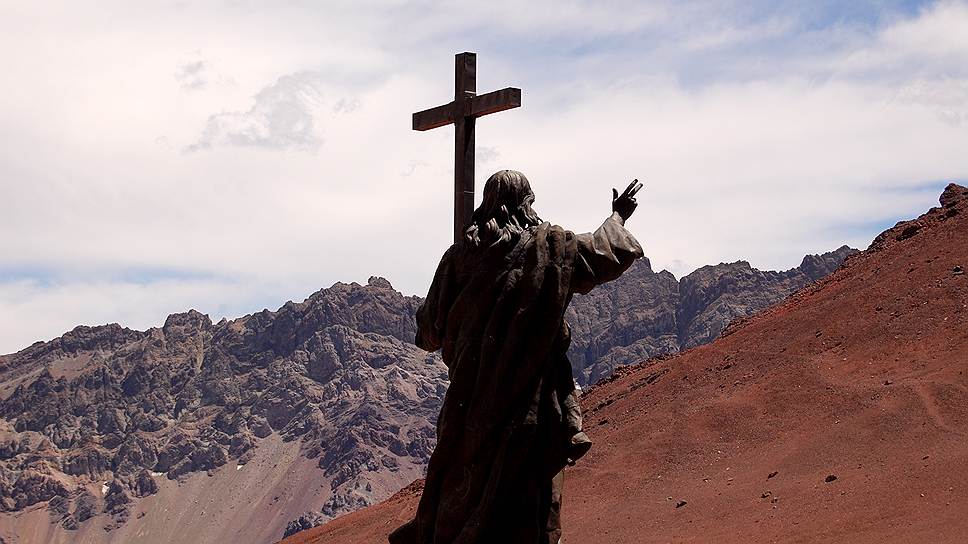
[
  {"left": 284, "top": 511, "right": 326, "bottom": 539},
  {"left": 73, "top": 489, "right": 98, "bottom": 522},
  {"left": 940, "top": 182, "right": 968, "bottom": 207},
  {"left": 871, "top": 183, "right": 967, "bottom": 252},
  {"left": 6, "top": 469, "right": 69, "bottom": 510}
]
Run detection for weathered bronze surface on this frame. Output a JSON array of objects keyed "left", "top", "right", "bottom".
[
  {"left": 413, "top": 52, "right": 521, "bottom": 242},
  {"left": 390, "top": 172, "right": 644, "bottom": 543}
]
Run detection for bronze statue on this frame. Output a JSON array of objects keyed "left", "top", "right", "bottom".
[{"left": 390, "top": 170, "right": 644, "bottom": 544}]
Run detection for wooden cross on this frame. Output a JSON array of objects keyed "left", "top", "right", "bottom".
[{"left": 413, "top": 52, "right": 521, "bottom": 242}]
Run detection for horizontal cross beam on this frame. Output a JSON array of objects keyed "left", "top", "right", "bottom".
[
  {"left": 412, "top": 87, "right": 521, "bottom": 131},
  {"left": 468, "top": 87, "right": 521, "bottom": 119}
]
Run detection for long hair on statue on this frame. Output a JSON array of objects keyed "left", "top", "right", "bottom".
[{"left": 464, "top": 170, "right": 543, "bottom": 247}]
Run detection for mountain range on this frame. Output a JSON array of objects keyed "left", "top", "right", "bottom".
[{"left": 0, "top": 226, "right": 858, "bottom": 543}]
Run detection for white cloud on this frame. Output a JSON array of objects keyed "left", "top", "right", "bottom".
[
  {"left": 898, "top": 78, "right": 968, "bottom": 126},
  {"left": 0, "top": 1, "right": 966, "bottom": 353},
  {"left": 187, "top": 72, "right": 330, "bottom": 151},
  {"left": 176, "top": 60, "right": 210, "bottom": 90}
]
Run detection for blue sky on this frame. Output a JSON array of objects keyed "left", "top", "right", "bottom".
[{"left": 1, "top": 0, "right": 966, "bottom": 353}]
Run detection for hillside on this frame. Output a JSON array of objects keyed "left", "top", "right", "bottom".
[{"left": 284, "top": 182, "right": 968, "bottom": 544}]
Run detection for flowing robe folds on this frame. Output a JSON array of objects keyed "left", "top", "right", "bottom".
[{"left": 390, "top": 214, "right": 643, "bottom": 544}]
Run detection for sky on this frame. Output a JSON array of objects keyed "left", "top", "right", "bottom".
[{"left": 1, "top": 0, "right": 967, "bottom": 353}]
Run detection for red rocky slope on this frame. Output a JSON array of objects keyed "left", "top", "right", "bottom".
[{"left": 286, "top": 183, "right": 968, "bottom": 544}]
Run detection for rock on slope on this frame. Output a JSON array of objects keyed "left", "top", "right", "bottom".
[
  {"left": 566, "top": 245, "right": 856, "bottom": 384},
  {"left": 0, "top": 278, "right": 446, "bottom": 543},
  {"left": 283, "top": 183, "right": 968, "bottom": 544}
]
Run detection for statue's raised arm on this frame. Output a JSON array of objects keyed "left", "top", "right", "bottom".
[{"left": 572, "top": 180, "right": 645, "bottom": 295}]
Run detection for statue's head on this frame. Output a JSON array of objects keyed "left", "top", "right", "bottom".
[{"left": 465, "top": 169, "right": 543, "bottom": 247}]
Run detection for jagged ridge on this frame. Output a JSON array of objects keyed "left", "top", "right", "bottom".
[{"left": 566, "top": 245, "right": 857, "bottom": 384}]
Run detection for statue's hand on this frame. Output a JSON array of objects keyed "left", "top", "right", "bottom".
[{"left": 612, "top": 179, "right": 643, "bottom": 223}]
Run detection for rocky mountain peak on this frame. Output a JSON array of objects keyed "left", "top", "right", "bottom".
[
  {"left": 797, "top": 245, "right": 857, "bottom": 280},
  {"left": 54, "top": 323, "right": 141, "bottom": 354},
  {"left": 161, "top": 310, "right": 213, "bottom": 335},
  {"left": 367, "top": 276, "right": 394, "bottom": 289},
  {"left": 941, "top": 182, "right": 968, "bottom": 207}
]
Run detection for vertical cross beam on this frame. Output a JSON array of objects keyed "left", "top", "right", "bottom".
[
  {"left": 454, "top": 53, "right": 476, "bottom": 243},
  {"left": 412, "top": 52, "right": 521, "bottom": 243}
]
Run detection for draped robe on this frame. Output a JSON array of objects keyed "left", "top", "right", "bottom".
[{"left": 390, "top": 214, "right": 643, "bottom": 544}]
